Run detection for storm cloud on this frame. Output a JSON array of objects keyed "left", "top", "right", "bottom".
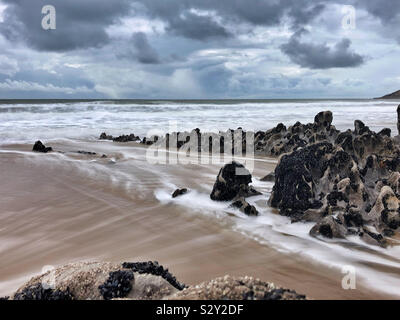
[
  {"left": 281, "top": 30, "right": 365, "bottom": 69},
  {"left": 0, "top": 0, "right": 133, "bottom": 51},
  {"left": 0, "top": 0, "right": 398, "bottom": 98}
]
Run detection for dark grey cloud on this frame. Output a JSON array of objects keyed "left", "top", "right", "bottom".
[
  {"left": 0, "top": 0, "right": 132, "bottom": 51},
  {"left": 281, "top": 30, "right": 365, "bottom": 69},
  {"left": 131, "top": 32, "right": 160, "bottom": 64},
  {"left": 139, "top": 0, "right": 327, "bottom": 39}
]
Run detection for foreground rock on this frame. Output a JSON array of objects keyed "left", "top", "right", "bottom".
[
  {"left": 172, "top": 275, "right": 306, "bottom": 300},
  {"left": 210, "top": 161, "right": 261, "bottom": 201},
  {"left": 269, "top": 112, "right": 400, "bottom": 246},
  {"left": 32, "top": 141, "right": 52, "bottom": 153},
  {"left": 10, "top": 262, "right": 306, "bottom": 300}
]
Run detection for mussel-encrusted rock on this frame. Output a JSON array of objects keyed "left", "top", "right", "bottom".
[{"left": 210, "top": 161, "right": 261, "bottom": 201}]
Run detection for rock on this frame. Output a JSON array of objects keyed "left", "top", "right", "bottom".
[
  {"left": 171, "top": 275, "right": 307, "bottom": 300},
  {"left": 98, "top": 270, "right": 134, "bottom": 300},
  {"left": 13, "top": 284, "right": 74, "bottom": 300},
  {"left": 210, "top": 161, "right": 261, "bottom": 201},
  {"left": 172, "top": 188, "right": 188, "bottom": 198},
  {"left": 269, "top": 142, "right": 334, "bottom": 219},
  {"left": 12, "top": 261, "right": 181, "bottom": 300},
  {"left": 314, "top": 111, "right": 333, "bottom": 128},
  {"left": 310, "top": 216, "right": 347, "bottom": 239},
  {"left": 113, "top": 134, "right": 140, "bottom": 143},
  {"left": 231, "top": 197, "right": 259, "bottom": 216},
  {"left": 99, "top": 132, "right": 113, "bottom": 140},
  {"left": 260, "top": 172, "right": 275, "bottom": 182},
  {"left": 77, "top": 150, "right": 97, "bottom": 155},
  {"left": 398, "top": 105, "right": 400, "bottom": 136},
  {"left": 122, "top": 261, "right": 186, "bottom": 291},
  {"left": 32, "top": 141, "right": 52, "bottom": 153},
  {"left": 360, "top": 227, "right": 387, "bottom": 247},
  {"left": 100, "top": 132, "right": 140, "bottom": 142}
]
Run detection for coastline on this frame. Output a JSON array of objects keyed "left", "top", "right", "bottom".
[{"left": 0, "top": 143, "right": 395, "bottom": 299}]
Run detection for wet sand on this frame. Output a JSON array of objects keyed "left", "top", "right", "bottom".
[{"left": 0, "top": 143, "right": 394, "bottom": 299}]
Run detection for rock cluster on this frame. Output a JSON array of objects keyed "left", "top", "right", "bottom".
[
  {"left": 9, "top": 262, "right": 307, "bottom": 300},
  {"left": 99, "top": 132, "right": 140, "bottom": 143},
  {"left": 269, "top": 112, "right": 400, "bottom": 247}
]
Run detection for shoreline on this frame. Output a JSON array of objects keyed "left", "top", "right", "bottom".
[{"left": 0, "top": 144, "right": 396, "bottom": 299}]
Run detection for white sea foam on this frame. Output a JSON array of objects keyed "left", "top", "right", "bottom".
[{"left": 1, "top": 99, "right": 399, "bottom": 144}]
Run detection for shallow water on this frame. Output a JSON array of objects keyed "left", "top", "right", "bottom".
[{"left": 0, "top": 140, "right": 399, "bottom": 299}]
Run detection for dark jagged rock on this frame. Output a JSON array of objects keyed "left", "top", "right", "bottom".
[
  {"left": 32, "top": 141, "right": 52, "bottom": 153},
  {"left": 13, "top": 284, "right": 74, "bottom": 300},
  {"left": 269, "top": 142, "right": 333, "bottom": 220},
  {"left": 113, "top": 134, "right": 140, "bottom": 143},
  {"left": 210, "top": 161, "right": 261, "bottom": 201},
  {"left": 98, "top": 270, "right": 134, "bottom": 300},
  {"left": 231, "top": 197, "right": 259, "bottom": 216},
  {"left": 260, "top": 172, "right": 275, "bottom": 182},
  {"left": 99, "top": 132, "right": 113, "bottom": 140},
  {"left": 122, "top": 261, "right": 186, "bottom": 291},
  {"left": 77, "top": 150, "right": 97, "bottom": 155},
  {"left": 0, "top": 296, "right": 9, "bottom": 300},
  {"left": 268, "top": 110, "right": 400, "bottom": 246},
  {"left": 310, "top": 216, "right": 347, "bottom": 239},
  {"left": 100, "top": 132, "right": 140, "bottom": 142},
  {"left": 172, "top": 188, "right": 188, "bottom": 198}
]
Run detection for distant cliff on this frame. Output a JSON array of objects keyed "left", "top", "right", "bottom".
[{"left": 376, "top": 90, "right": 400, "bottom": 99}]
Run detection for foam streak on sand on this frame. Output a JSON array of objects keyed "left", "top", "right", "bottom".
[{"left": 0, "top": 140, "right": 398, "bottom": 299}]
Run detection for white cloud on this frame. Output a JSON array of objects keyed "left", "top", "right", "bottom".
[
  {"left": 0, "top": 55, "right": 19, "bottom": 76},
  {"left": 0, "top": 79, "right": 92, "bottom": 94},
  {"left": 0, "top": 3, "right": 6, "bottom": 23}
]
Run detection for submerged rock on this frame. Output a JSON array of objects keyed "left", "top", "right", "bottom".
[
  {"left": 32, "top": 141, "right": 53, "bottom": 153},
  {"left": 172, "top": 188, "right": 188, "bottom": 198},
  {"left": 231, "top": 197, "right": 259, "bottom": 216},
  {"left": 210, "top": 161, "right": 261, "bottom": 201}
]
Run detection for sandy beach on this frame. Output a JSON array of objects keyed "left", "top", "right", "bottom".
[{"left": 0, "top": 141, "right": 396, "bottom": 299}]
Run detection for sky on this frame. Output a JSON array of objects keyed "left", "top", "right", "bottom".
[{"left": 0, "top": 0, "right": 399, "bottom": 99}]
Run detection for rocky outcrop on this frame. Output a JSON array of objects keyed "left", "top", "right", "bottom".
[
  {"left": 9, "top": 261, "right": 306, "bottom": 300},
  {"left": 210, "top": 161, "right": 261, "bottom": 201},
  {"left": 99, "top": 132, "right": 140, "bottom": 142},
  {"left": 10, "top": 262, "right": 307, "bottom": 300},
  {"left": 269, "top": 113, "right": 400, "bottom": 246},
  {"left": 32, "top": 141, "right": 53, "bottom": 153}
]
